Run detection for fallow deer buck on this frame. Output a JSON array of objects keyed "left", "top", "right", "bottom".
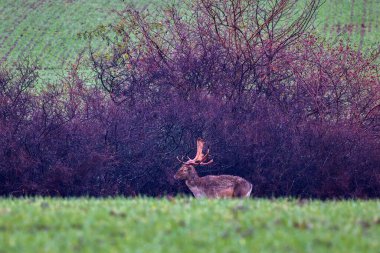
[{"left": 174, "top": 138, "right": 252, "bottom": 198}]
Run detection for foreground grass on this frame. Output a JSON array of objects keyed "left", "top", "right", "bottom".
[{"left": 0, "top": 198, "right": 379, "bottom": 253}]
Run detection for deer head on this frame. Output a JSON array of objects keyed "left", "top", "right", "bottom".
[{"left": 174, "top": 138, "right": 213, "bottom": 180}]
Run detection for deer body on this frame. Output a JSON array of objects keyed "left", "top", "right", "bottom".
[
  {"left": 174, "top": 139, "right": 252, "bottom": 198},
  {"left": 187, "top": 174, "right": 252, "bottom": 198},
  {"left": 190, "top": 175, "right": 252, "bottom": 198}
]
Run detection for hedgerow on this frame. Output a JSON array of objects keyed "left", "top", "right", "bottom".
[{"left": 1, "top": 0, "right": 379, "bottom": 197}]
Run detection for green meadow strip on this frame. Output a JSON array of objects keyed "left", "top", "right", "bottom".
[{"left": 0, "top": 198, "right": 379, "bottom": 253}]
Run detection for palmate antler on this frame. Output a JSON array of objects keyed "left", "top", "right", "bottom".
[{"left": 177, "top": 138, "right": 214, "bottom": 166}]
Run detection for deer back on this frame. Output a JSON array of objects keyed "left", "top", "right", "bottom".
[{"left": 186, "top": 175, "right": 252, "bottom": 198}]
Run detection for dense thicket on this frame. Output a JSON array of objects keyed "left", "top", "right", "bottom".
[{"left": 1, "top": 0, "right": 379, "bottom": 198}]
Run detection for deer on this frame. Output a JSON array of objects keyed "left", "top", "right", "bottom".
[{"left": 174, "top": 138, "right": 252, "bottom": 198}]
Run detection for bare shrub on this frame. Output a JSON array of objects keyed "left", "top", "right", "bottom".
[{"left": 0, "top": 0, "right": 379, "bottom": 198}]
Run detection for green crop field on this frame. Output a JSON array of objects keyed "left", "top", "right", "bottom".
[
  {"left": 0, "top": 0, "right": 379, "bottom": 81},
  {"left": 0, "top": 198, "right": 379, "bottom": 253},
  {"left": 0, "top": 0, "right": 160, "bottom": 81},
  {"left": 315, "top": 0, "right": 379, "bottom": 49}
]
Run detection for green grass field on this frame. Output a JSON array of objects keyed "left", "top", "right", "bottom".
[
  {"left": 315, "top": 0, "right": 379, "bottom": 47},
  {"left": 0, "top": 0, "right": 379, "bottom": 81},
  {"left": 0, "top": 198, "right": 379, "bottom": 253}
]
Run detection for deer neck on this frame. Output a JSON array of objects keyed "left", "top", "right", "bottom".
[{"left": 185, "top": 168, "right": 200, "bottom": 186}]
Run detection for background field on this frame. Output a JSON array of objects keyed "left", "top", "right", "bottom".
[
  {"left": 0, "top": 198, "right": 379, "bottom": 253},
  {"left": 0, "top": 0, "right": 379, "bottom": 81}
]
